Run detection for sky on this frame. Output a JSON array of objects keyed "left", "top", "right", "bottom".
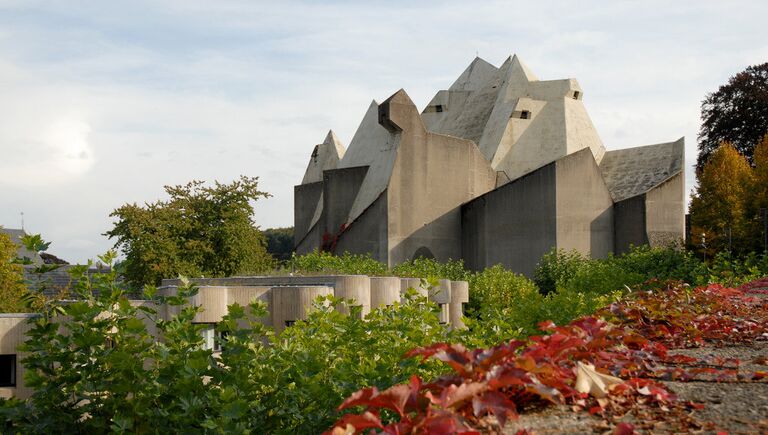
[{"left": 0, "top": 0, "right": 766, "bottom": 264}]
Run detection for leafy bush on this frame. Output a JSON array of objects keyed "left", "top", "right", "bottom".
[
  {"left": 0, "top": 256, "right": 450, "bottom": 434},
  {"left": 249, "top": 293, "right": 449, "bottom": 433},
  {"left": 290, "top": 250, "right": 389, "bottom": 276},
  {"left": 391, "top": 257, "right": 470, "bottom": 281},
  {"left": 533, "top": 249, "right": 587, "bottom": 295},
  {"left": 611, "top": 244, "right": 707, "bottom": 285},
  {"left": 707, "top": 250, "right": 768, "bottom": 286}
]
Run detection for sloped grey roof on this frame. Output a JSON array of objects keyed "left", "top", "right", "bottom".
[
  {"left": 0, "top": 228, "right": 43, "bottom": 265},
  {"left": 24, "top": 265, "right": 114, "bottom": 297},
  {"left": 598, "top": 138, "right": 684, "bottom": 202}
]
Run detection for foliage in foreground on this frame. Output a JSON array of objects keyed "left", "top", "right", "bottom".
[
  {"left": 106, "top": 176, "right": 274, "bottom": 287},
  {"left": 0, "top": 262, "right": 453, "bottom": 434},
  {"left": 328, "top": 280, "right": 768, "bottom": 434}
]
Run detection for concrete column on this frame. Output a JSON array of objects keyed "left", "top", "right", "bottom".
[
  {"left": 333, "top": 275, "right": 371, "bottom": 316},
  {"left": 449, "top": 281, "right": 469, "bottom": 329},
  {"left": 226, "top": 286, "right": 273, "bottom": 328},
  {"left": 190, "top": 286, "right": 229, "bottom": 323},
  {"left": 370, "top": 276, "right": 401, "bottom": 308},
  {"left": 271, "top": 286, "right": 333, "bottom": 334},
  {"left": 157, "top": 286, "right": 180, "bottom": 320},
  {"left": 432, "top": 279, "right": 452, "bottom": 324},
  {"left": 400, "top": 277, "right": 427, "bottom": 301}
]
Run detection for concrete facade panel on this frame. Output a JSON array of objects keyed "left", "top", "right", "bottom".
[
  {"left": 645, "top": 173, "right": 685, "bottom": 246},
  {"left": 461, "top": 162, "right": 558, "bottom": 276},
  {"left": 370, "top": 276, "right": 401, "bottom": 308},
  {"left": 613, "top": 195, "right": 648, "bottom": 254},
  {"left": 294, "top": 181, "right": 323, "bottom": 245},
  {"left": 323, "top": 166, "right": 369, "bottom": 238},
  {"left": 333, "top": 192, "right": 388, "bottom": 263},
  {"left": 554, "top": 149, "right": 614, "bottom": 259}
]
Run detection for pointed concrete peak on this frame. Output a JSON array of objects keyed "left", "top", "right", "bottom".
[
  {"left": 323, "top": 129, "right": 346, "bottom": 158},
  {"left": 383, "top": 88, "right": 415, "bottom": 106},
  {"left": 450, "top": 56, "right": 499, "bottom": 91},
  {"left": 499, "top": 55, "right": 514, "bottom": 70},
  {"left": 509, "top": 54, "right": 538, "bottom": 81},
  {"left": 470, "top": 56, "right": 496, "bottom": 70}
]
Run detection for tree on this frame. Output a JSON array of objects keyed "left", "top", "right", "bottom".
[
  {"left": 697, "top": 62, "right": 768, "bottom": 171},
  {"left": 0, "top": 231, "right": 27, "bottom": 312},
  {"left": 263, "top": 227, "right": 293, "bottom": 262},
  {"left": 747, "top": 134, "right": 768, "bottom": 252},
  {"left": 106, "top": 176, "right": 274, "bottom": 287},
  {"left": 689, "top": 142, "right": 754, "bottom": 256}
]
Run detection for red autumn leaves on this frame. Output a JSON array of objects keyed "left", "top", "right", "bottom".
[{"left": 326, "top": 280, "right": 768, "bottom": 434}]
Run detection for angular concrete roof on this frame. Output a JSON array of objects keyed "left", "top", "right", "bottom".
[
  {"left": 598, "top": 138, "right": 684, "bottom": 202},
  {"left": 423, "top": 54, "right": 606, "bottom": 182}
]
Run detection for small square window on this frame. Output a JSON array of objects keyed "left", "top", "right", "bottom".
[
  {"left": 573, "top": 91, "right": 580, "bottom": 100},
  {"left": 435, "top": 105, "right": 443, "bottom": 113},
  {"left": 0, "top": 355, "right": 16, "bottom": 387},
  {"left": 520, "top": 110, "right": 530, "bottom": 119},
  {"left": 285, "top": 320, "right": 296, "bottom": 328}
]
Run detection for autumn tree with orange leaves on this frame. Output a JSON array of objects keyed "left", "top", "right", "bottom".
[{"left": 690, "top": 137, "right": 768, "bottom": 255}]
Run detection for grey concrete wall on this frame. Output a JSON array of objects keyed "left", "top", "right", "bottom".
[
  {"left": 333, "top": 192, "right": 388, "bottom": 263},
  {"left": 645, "top": 173, "right": 685, "bottom": 246},
  {"left": 554, "top": 148, "right": 614, "bottom": 259},
  {"left": 294, "top": 221, "right": 322, "bottom": 256},
  {"left": 294, "top": 181, "right": 323, "bottom": 247},
  {"left": 613, "top": 194, "right": 648, "bottom": 254},
  {"left": 461, "top": 160, "right": 558, "bottom": 276},
  {"left": 323, "top": 166, "right": 369, "bottom": 239},
  {"left": 380, "top": 90, "right": 496, "bottom": 266}
]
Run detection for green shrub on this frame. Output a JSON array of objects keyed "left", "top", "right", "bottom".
[
  {"left": 391, "top": 257, "right": 470, "bottom": 281},
  {"left": 533, "top": 249, "right": 587, "bottom": 295},
  {"left": 539, "top": 287, "right": 622, "bottom": 328},
  {"left": 249, "top": 293, "right": 449, "bottom": 433},
  {"left": 1, "top": 257, "right": 449, "bottom": 434},
  {"left": 611, "top": 245, "right": 707, "bottom": 285},
  {"left": 707, "top": 250, "right": 768, "bottom": 285},
  {"left": 465, "top": 265, "right": 539, "bottom": 315},
  {"left": 290, "top": 250, "right": 388, "bottom": 276}
]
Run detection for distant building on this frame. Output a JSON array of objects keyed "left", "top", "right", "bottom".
[{"left": 294, "top": 55, "right": 684, "bottom": 276}]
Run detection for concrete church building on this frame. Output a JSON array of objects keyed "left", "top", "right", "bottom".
[{"left": 294, "top": 55, "right": 685, "bottom": 276}]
